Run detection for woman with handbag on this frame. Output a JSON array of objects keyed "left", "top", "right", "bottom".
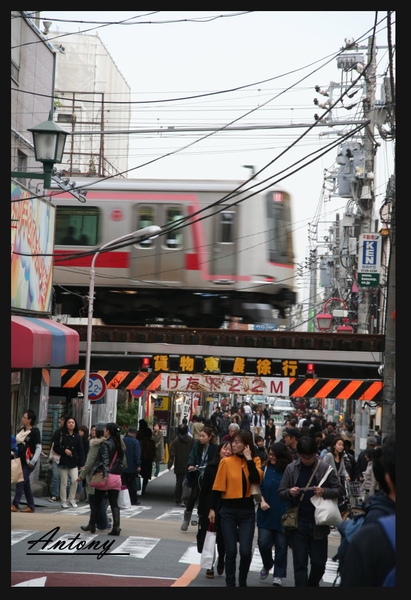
[
  {"left": 77, "top": 422, "right": 111, "bottom": 532},
  {"left": 257, "top": 442, "right": 293, "bottom": 587},
  {"left": 54, "top": 416, "right": 85, "bottom": 508},
  {"left": 181, "top": 427, "right": 218, "bottom": 532},
  {"left": 209, "top": 430, "right": 263, "bottom": 587},
  {"left": 12, "top": 409, "right": 42, "bottom": 513},
  {"left": 197, "top": 440, "right": 233, "bottom": 579},
  {"left": 278, "top": 436, "right": 343, "bottom": 587},
  {"left": 88, "top": 422, "right": 125, "bottom": 536}
]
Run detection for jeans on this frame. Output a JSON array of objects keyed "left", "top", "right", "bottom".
[
  {"left": 219, "top": 505, "right": 256, "bottom": 587},
  {"left": 288, "top": 520, "right": 328, "bottom": 586},
  {"left": 257, "top": 527, "right": 288, "bottom": 578},
  {"left": 88, "top": 493, "right": 109, "bottom": 529},
  {"left": 13, "top": 463, "right": 35, "bottom": 510},
  {"left": 50, "top": 460, "right": 61, "bottom": 498}
]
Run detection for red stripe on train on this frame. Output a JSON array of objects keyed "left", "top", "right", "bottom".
[{"left": 54, "top": 250, "right": 129, "bottom": 268}]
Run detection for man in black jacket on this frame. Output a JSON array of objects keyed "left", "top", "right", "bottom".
[{"left": 278, "top": 436, "right": 342, "bottom": 587}]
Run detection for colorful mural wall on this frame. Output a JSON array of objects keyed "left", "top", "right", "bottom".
[{"left": 11, "top": 182, "right": 55, "bottom": 313}]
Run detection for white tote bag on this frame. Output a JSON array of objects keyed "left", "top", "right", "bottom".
[
  {"left": 200, "top": 526, "right": 216, "bottom": 569},
  {"left": 118, "top": 485, "right": 131, "bottom": 509},
  {"left": 310, "top": 466, "right": 342, "bottom": 526}
]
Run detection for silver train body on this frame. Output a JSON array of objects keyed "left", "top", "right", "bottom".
[{"left": 51, "top": 178, "right": 296, "bottom": 327}]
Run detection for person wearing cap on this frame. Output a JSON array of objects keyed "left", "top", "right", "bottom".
[{"left": 281, "top": 428, "right": 301, "bottom": 460}]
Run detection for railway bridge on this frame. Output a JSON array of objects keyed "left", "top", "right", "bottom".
[{"left": 52, "top": 326, "right": 385, "bottom": 402}]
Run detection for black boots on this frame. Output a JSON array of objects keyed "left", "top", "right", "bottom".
[
  {"left": 108, "top": 507, "right": 121, "bottom": 536},
  {"left": 81, "top": 523, "right": 96, "bottom": 533}
]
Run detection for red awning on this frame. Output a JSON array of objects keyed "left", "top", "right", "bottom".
[{"left": 11, "top": 316, "right": 80, "bottom": 369}]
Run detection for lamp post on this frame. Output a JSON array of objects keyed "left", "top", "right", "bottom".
[
  {"left": 316, "top": 297, "right": 349, "bottom": 331},
  {"left": 82, "top": 225, "right": 162, "bottom": 428},
  {"left": 11, "top": 111, "right": 69, "bottom": 189}
]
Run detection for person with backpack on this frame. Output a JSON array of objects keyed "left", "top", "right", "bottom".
[{"left": 338, "top": 434, "right": 395, "bottom": 586}]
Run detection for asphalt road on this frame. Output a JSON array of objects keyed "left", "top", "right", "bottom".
[{"left": 11, "top": 466, "right": 341, "bottom": 587}]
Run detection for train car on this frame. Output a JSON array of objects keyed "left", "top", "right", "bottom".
[{"left": 50, "top": 177, "right": 296, "bottom": 328}]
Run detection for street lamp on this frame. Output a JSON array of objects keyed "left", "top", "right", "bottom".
[
  {"left": 316, "top": 297, "right": 348, "bottom": 331},
  {"left": 11, "top": 111, "right": 69, "bottom": 189},
  {"left": 82, "top": 225, "right": 162, "bottom": 427}
]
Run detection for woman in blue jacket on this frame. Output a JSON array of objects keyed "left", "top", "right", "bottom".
[{"left": 257, "top": 442, "right": 293, "bottom": 586}]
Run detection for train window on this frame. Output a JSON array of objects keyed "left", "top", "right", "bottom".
[
  {"left": 219, "top": 211, "right": 235, "bottom": 243},
  {"left": 55, "top": 206, "right": 100, "bottom": 246},
  {"left": 266, "top": 192, "right": 293, "bottom": 265},
  {"left": 137, "top": 206, "right": 155, "bottom": 247},
  {"left": 164, "top": 206, "right": 183, "bottom": 249}
]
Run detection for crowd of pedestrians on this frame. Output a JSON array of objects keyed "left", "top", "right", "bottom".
[
  {"left": 175, "top": 400, "right": 395, "bottom": 587},
  {"left": 12, "top": 401, "right": 395, "bottom": 587}
]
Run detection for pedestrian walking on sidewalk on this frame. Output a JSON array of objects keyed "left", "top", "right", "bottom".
[
  {"left": 209, "top": 429, "right": 263, "bottom": 587},
  {"left": 181, "top": 427, "right": 218, "bottom": 531},
  {"left": 12, "top": 409, "right": 42, "bottom": 513},
  {"left": 54, "top": 416, "right": 85, "bottom": 508}
]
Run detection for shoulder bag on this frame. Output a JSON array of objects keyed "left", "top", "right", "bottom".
[
  {"left": 282, "top": 459, "right": 320, "bottom": 531},
  {"left": 48, "top": 442, "right": 60, "bottom": 464},
  {"left": 90, "top": 451, "right": 122, "bottom": 490},
  {"left": 310, "top": 465, "right": 342, "bottom": 526}
]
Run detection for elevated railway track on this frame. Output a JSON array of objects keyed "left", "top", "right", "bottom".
[{"left": 49, "top": 327, "right": 385, "bottom": 401}]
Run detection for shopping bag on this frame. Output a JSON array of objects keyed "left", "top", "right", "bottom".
[
  {"left": 118, "top": 485, "right": 131, "bottom": 509},
  {"left": 310, "top": 495, "right": 342, "bottom": 526},
  {"left": 11, "top": 457, "right": 24, "bottom": 484},
  {"left": 135, "top": 474, "right": 141, "bottom": 491},
  {"left": 200, "top": 526, "right": 216, "bottom": 569}
]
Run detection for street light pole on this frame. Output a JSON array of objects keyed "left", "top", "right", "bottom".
[{"left": 82, "top": 225, "right": 162, "bottom": 427}]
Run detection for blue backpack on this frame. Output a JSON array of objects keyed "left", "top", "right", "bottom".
[{"left": 379, "top": 514, "right": 396, "bottom": 586}]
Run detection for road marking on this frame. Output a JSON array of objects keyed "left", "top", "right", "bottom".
[{"left": 114, "top": 536, "right": 160, "bottom": 558}]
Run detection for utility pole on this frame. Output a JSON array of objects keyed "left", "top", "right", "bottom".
[{"left": 357, "top": 36, "right": 377, "bottom": 334}]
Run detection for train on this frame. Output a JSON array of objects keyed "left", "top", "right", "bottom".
[{"left": 50, "top": 177, "right": 296, "bottom": 328}]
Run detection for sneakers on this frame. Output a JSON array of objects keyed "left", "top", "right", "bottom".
[
  {"left": 48, "top": 496, "right": 57, "bottom": 503},
  {"left": 69, "top": 499, "right": 78, "bottom": 508},
  {"left": 61, "top": 501, "right": 69, "bottom": 508},
  {"left": 259, "top": 568, "right": 269, "bottom": 580},
  {"left": 272, "top": 577, "right": 282, "bottom": 586}
]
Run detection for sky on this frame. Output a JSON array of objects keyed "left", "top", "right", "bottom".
[{"left": 37, "top": 11, "right": 395, "bottom": 301}]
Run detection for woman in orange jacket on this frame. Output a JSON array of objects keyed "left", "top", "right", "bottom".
[{"left": 209, "top": 429, "right": 263, "bottom": 587}]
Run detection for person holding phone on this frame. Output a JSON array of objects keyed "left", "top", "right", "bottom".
[{"left": 209, "top": 430, "right": 263, "bottom": 587}]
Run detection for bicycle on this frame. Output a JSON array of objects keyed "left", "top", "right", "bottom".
[{"left": 339, "top": 477, "right": 365, "bottom": 520}]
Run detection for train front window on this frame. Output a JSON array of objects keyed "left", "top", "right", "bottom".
[
  {"left": 55, "top": 206, "right": 100, "bottom": 246},
  {"left": 164, "top": 206, "right": 183, "bottom": 249},
  {"left": 137, "top": 206, "right": 155, "bottom": 247}
]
